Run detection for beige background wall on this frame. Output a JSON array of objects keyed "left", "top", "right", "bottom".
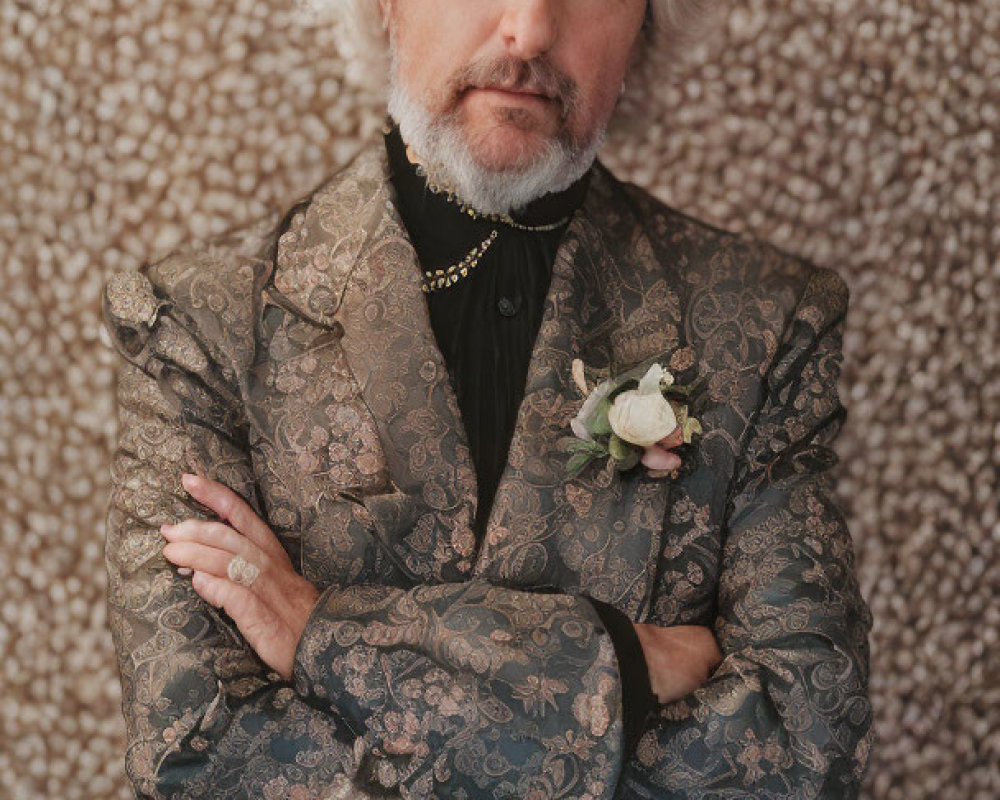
[{"left": 1, "top": 1, "right": 997, "bottom": 798}]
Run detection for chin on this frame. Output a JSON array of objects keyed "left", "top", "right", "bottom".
[
  {"left": 468, "top": 137, "right": 545, "bottom": 174},
  {"left": 462, "top": 115, "right": 560, "bottom": 174}
]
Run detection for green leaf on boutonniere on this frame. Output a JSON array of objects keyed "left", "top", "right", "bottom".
[
  {"left": 612, "top": 446, "right": 641, "bottom": 471},
  {"left": 558, "top": 436, "right": 583, "bottom": 452},
  {"left": 566, "top": 451, "right": 594, "bottom": 477},
  {"left": 559, "top": 436, "right": 608, "bottom": 456},
  {"left": 607, "top": 431, "right": 641, "bottom": 470},
  {"left": 608, "top": 433, "right": 634, "bottom": 462},
  {"left": 681, "top": 415, "right": 703, "bottom": 444},
  {"left": 586, "top": 397, "right": 614, "bottom": 436}
]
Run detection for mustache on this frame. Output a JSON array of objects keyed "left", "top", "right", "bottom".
[{"left": 447, "top": 56, "right": 579, "bottom": 119}]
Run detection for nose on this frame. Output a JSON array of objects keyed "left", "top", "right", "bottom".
[{"left": 498, "top": 0, "right": 559, "bottom": 60}]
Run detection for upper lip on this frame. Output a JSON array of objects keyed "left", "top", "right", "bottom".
[{"left": 473, "top": 83, "right": 556, "bottom": 100}]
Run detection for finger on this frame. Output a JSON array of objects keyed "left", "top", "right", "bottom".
[
  {"left": 190, "top": 570, "right": 290, "bottom": 675},
  {"left": 191, "top": 570, "right": 259, "bottom": 619},
  {"left": 190, "top": 568, "right": 239, "bottom": 609},
  {"left": 163, "top": 540, "right": 254, "bottom": 580},
  {"left": 181, "top": 474, "right": 285, "bottom": 560},
  {"left": 161, "top": 518, "right": 262, "bottom": 562},
  {"left": 190, "top": 571, "right": 265, "bottom": 634},
  {"left": 641, "top": 446, "right": 681, "bottom": 471}
]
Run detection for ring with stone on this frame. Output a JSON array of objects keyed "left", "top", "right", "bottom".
[{"left": 226, "top": 554, "right": 260, "bottom": 587}]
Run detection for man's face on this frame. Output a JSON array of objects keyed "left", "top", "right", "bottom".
[{"left": 382, "top": 0, "right": 647, "bottom": 174}]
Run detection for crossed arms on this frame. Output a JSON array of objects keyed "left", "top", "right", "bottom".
[{"left": 102, "top": 262, "right": 872, "bottom": 799}]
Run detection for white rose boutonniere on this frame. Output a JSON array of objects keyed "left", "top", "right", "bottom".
[
  {"left": 562, "top": 359, "right": 703, "bottom": 478},
  {"left": 607, "top": 363, "right": 677, "bottom": 447}
]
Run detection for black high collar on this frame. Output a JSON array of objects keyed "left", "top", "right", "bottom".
[{"left": 384, "top": 122, "right": 591, "bottom": 272}]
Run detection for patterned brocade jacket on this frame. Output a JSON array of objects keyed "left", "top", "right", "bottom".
[{"left": 101, "top": 140, "right": 874, "bottom": 800}]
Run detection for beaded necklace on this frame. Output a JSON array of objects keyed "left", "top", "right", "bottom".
[{"left": 421, "top": 229, "right": 499, "bottom": 292}]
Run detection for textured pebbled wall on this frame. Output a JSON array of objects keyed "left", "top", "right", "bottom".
[{"left": 1, "top": 1, "right": 997, "bottom": 798}]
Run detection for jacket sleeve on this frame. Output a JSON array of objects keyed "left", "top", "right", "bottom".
[
  {"left": 102, "top": 266, "right": 627, "bottom": 800},
  {"left": 103, "top": 269, "right": 374, "bottom": 800},
  {"left": 614, "top": 267, "right": 874, "bottom": 799},
  {"left": 292, "top": 577, "right": 625, "bottom": 798}
]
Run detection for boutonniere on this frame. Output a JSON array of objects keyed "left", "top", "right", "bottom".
[{"left": 561, "top": 358, "right": 703, "bottom": 478}]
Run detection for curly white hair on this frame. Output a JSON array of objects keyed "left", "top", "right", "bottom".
[{"left": 296, "top": 0, "right": 716, "bottom": 98}]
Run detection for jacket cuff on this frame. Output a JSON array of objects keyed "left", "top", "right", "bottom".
[
  {"left": 584, "top": 596, "right": 655, "bottom": 759},
  {"left": 291, "top": 584, "right": 368, "bottom": 739}
]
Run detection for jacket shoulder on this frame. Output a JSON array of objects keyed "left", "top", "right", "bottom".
[
  {"left": 589, "top": 162, "right": 849, "bottom": 322},
  {"left": 102, "top": 212, "right": 283, "bottom": 378}
]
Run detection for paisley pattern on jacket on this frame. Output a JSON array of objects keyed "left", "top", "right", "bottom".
[{"left": 102, "top": 138, "right": 874, "bottom": 799}]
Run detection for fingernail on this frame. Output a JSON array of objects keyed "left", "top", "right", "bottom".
[
  {"left": 177, "top": 567, "right": 193, "bottom": 576},
  {"left": 160, "top": 523, "right": 173, "bottom": 535},
  {"left": 181, "top": 473, "right": 196, "bottom": 488}
]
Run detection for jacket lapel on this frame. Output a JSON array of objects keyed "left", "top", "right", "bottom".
[{"left": 264, "top": 144, "right": 479, "bottom": 584}]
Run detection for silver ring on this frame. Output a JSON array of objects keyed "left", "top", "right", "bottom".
[{"left": 226, "top": 554, "right": 260, "bottom": 587}]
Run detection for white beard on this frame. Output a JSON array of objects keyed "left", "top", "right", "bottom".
[{"left": 386, "top": 61, "right": 606, "bottom": 216}]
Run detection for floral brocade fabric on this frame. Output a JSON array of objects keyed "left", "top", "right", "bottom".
[{"left": 101, "top": 139, "right": 874, "bottom": 799}]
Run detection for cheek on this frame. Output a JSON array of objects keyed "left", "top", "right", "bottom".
[
  {"left": 563, "top": 15, "right": 643, "bottom": 121},
  {"left": 389, "top": 4, "right": 495, "bottom": 111},
  {"left": 390, "top": 11, "right": 448, "bottom": 99},
  {"left": 392, "top": 42, "right": 454, "bottom": 114},
  {"left": 571, "top": 53, "right": 631, "bottom": 127}
]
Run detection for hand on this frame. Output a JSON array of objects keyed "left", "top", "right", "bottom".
[
  {"left": 633, "top": 623, "right": 724, "bottom": 704},
  {"left": 160, "top": 473, "right": 320, "bottom": 681},
  {"left": 641, "top": 425, "right": 684, "bottom": 472}
]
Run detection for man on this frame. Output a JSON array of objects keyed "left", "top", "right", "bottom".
[{"left": 102, "top": 1, "right": 874, "bottom": 798}]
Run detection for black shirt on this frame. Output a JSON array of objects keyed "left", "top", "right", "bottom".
[
  {"left": 384, "top": 123, "right": 586, "bottom": 538},
  {"left": 384, "top": 123, "right": 654, "bottom": 756}
]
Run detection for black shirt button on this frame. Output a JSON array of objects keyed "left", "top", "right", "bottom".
[{"left": 497, "top": 296, "right": 519, "bottom": 317}]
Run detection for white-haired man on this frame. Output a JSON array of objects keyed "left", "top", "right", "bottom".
[{"left": 101, "top": 1, "right": 874, "bottom": 798}]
